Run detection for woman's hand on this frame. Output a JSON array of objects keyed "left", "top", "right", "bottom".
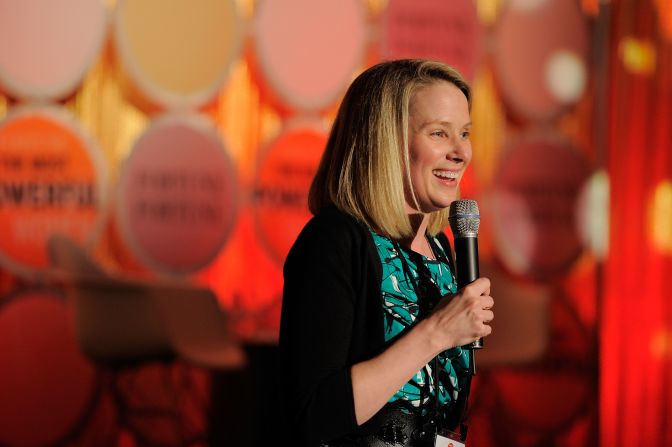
[
  {"left": 424, "top": 277, "right": 494, "bottom": 352},
  {"left": 351, "top": 276, "right": 493, "bottom": 425}
]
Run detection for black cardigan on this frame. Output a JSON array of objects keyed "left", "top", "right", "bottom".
[{"left": 279, "top": 207, "right": 454, "bottom": 445}]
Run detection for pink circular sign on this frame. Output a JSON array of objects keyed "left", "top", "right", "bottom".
[
  {"left": 489, "top": 132, "right": 591, "bottom": 280},
  {"left": 0, "top": 290, "right": 97, "bottom": 446},
  {"left": 493, "top": 0, "right": 589, "bottom": 121},
  {"left": 0, "top": 0, "right": 107, "bottom": 101},
  {"left": 252, "top": 0, "right": 367, "bottom": 112},
  {"left": 116, "top": 114, "right": 238, "bottom": 275},
  {"left": 381, "top": 0, "right": 483, "bottom": 81}
]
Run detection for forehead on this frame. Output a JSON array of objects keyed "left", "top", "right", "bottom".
[{"left": 409, "top": 81, "right": 470, "bottom": 124}]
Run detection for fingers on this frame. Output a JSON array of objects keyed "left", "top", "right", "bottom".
[
  {"left": 470, "top": 313, "right": 493, "bottom": 344},
  {"left": 463, "top": 278, "right": 494, "bottom": 339},
  {"left": 429, "top": 276, "right": 495, "bottom": 349},
  {"left": 480, "top": 324, "right": 493, "bottom": 339},
  {"left": 463, "top": 277, "right": 490, "bottom": 296},
  {"left": 460, "top": 278, "right": 493, "bottom": 311}
]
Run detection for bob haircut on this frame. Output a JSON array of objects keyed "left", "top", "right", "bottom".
[{"left": 308, "top": 59, "right": 471, "bottom": 239}]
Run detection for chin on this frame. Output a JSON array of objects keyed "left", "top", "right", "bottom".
[
  {"left": 427, "top": 202, "right": 452, "bottom": 213},
  {"left": 439, "top": 195, "right": 458, "bottom": 208}
]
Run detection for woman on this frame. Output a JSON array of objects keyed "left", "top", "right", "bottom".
[{"left": 280, "top": 59, "right": 494, "bottom": 446}]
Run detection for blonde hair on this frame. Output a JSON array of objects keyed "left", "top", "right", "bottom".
[{"left": 308, "top": 59, "right": 471, "bottom": 239}]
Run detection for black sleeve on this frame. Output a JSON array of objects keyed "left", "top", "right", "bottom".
[{"left": 279, "top": 212, "right": 362, "bottom": 444}]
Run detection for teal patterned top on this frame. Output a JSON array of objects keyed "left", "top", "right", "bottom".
[{"left": 370, "top": 231, "right": 471, "bottom": 414}]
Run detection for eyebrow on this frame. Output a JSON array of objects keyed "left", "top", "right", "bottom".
[{"left": 420, "top": 120, "right": 472, "bottom": 129}]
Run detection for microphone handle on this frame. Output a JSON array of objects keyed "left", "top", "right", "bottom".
[{"left": 454, "top": 236, "right": 483, "bottom": 350}]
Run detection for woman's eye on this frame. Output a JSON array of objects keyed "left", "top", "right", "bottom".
[
  {"left": 431, "top": 130, "right": 446, "bottom": 137},
  {"left": 461, "top": 131, "right": 471, "bottom": 140}
]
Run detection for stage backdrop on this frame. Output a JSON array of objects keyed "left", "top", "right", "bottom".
[{"left": 0, "top": 0, "right": 669, "bottom": 446}]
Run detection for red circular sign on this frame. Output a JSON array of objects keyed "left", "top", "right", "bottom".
[
  {"left": 116, "top": 113, "right": 238, "bottom": 275},
  {"left": 493, "top": 367, "right": 590, "bottom": 432},
  {"left": 253, "top": 126, "right": 327, "bottom": 264},
  {"left": 0, "top": 290, "right": 97, "bottom": 446},
  {"left": 490, "top": 133, "right": 591, "bottom": 280}
]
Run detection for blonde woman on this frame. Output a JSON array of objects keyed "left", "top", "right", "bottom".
[{"left": 280, "top": 59, "right": 494, "bottom": 446}]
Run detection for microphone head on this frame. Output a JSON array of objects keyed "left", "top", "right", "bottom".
[{"left": 449, "top": 199, "right": 480, "bottom": 238}]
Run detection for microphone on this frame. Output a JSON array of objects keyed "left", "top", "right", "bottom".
[{"left": 448, "top": 199, "right": 483, "bottom": 349}]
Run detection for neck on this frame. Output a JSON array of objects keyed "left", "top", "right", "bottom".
[{"left": 399, "top": 213, "right": 433, "bottom": 259}]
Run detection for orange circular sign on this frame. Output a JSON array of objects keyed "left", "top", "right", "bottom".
[
  {"left": 0, "top": 106, "right": 107, "bottom": 274},
  {"left": 253, "top": 127, "right": 327, "bottom": 264}
]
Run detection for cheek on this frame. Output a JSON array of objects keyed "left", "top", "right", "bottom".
[
  {"left": 406, "top": 162, "right": 426, "bottom": 197},
  {"left": 407, "top": 148, "right": 423, "bottom": 176},
  {"left": 463, "top": 146, "right": 474, "bottom": 167},
  {"left": 409, "top": 157, "right": 428, "bottom": 182}
]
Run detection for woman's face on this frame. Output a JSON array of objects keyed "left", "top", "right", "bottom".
[{"left": 406, "top": 80, "right": 472, "bottom": 214}]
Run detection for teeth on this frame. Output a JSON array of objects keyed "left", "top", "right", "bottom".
[{"left": 433, "top": 170, "right": 458, "bottom": 179}]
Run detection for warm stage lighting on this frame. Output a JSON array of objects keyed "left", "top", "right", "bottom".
[
  {"left": 649, "top": 180, "right": 672, "bottom": 254},
  {"left": 620, "top": 37, "right": 656, "bottom": 75},
  {"left": 650, "top": 327, "right": 672, "bottom": 359},
  {"left": 576, "top": 169, "right": 610, "bottom": 260}
]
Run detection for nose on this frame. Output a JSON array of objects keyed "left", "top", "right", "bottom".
[
  {"left": 449, "top": 151, "right": 465, "bottom": 164},
  {"left": 447, "top": 138, "right": 469, "bottom": 164}
]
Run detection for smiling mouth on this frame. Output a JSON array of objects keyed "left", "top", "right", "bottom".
[{"left": 432, "top": 169, "right": 459, "bottom": 181}]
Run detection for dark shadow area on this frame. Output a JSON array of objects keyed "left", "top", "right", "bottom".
[{"left": 209, "top": 343, "right": 282, "bottom": 447}]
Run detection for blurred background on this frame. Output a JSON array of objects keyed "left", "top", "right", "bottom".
[{"left": 0, "top": 0, "right": 670, "bottom": 445}]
